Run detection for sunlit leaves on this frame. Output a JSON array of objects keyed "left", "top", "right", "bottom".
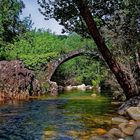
[{"left": 3, "top": 30, "right": 96, "bottom": 71}]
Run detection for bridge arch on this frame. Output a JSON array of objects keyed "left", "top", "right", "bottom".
[{"left": 46, "top": 48, "right": 102, "bottom": 81}]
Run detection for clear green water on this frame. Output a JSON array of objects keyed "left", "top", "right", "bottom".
[{"left": 0, "top": 90, "right": 118, "bottom": 140}]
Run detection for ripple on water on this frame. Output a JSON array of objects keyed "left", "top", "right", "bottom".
[{"left": 0, "top": 91, "right": 118, "bottom": 139}]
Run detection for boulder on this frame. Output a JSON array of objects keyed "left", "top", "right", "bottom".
[
  {"left": 112, "top": 117, "right": 128, "bottom": 125},
  {"left": 0, "top": 60, "right": 41, "bottom": 100},
  {"left": 64, "top": 85, "right": 73, "bottom": 91},
  {"left": 91, "top": 94, "right": 97, "bottom": 97},
  {"left": 48, "top": 81, "right": 58, "bottom": 96},
  {"left": 118, "top": 96, "right": 140, "bottom": 115},
  {"left": 127, "top": 107, "right": 140, "bottom": 121},
  {"left": 118, "top": 121, "right": 137, "bottom": 136},
  {"left": 72, "top": 86, "right": 77, "bottom": 90},
  {"left": 77, "top": 84, "right": 86, "bottom": 91},
  {"left": 58, "top": 85, "right": 64, "bottom": 92},
  {"left": 133, "top": 127, "right": 140, "bottom": 140},
  {"left": 107, "top": 128, "right": 126, "bottom": 138},
  {"left": 136, "top": 121, "right": 140, "bottom": 127},
  {"left": 86, "top": 85, "right": 93, "bottom": 90},
  {"left": 64, "top": 84, "right": 94, "bottom": 91}
]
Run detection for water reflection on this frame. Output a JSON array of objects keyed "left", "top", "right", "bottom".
[{"left": 0, "top": 91, "right": 117, "bottom": 140}]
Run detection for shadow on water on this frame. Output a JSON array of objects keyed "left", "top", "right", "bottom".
[{"left": 0, "top": 90, "right": 118, "bottom": 140}]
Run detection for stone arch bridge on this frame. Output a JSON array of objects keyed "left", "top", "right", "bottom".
[{"left": 46, "top": 48, "right": 102, "bottom": 81}]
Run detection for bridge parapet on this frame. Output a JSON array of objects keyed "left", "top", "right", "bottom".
[{"left": 45, "top": 48, "right": 101, "bottom": 81}]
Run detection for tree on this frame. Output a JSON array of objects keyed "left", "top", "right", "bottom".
[
  {"left": 38, "top": 0, "right": 140, "bottom": 99},
  {"left": 103, "top": 0, "right": 140, "bottom": 91},
  {"left": 0, "top": 0, "right": 33, "bottom": 60},
  {"left": 0, "top": 0, "right": 31, "bottom": 43}
]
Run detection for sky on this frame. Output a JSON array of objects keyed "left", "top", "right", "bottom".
[{"left": 21, "top": 0, "right": 63, "bottom": 34}]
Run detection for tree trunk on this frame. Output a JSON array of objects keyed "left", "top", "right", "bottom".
[
  {"left": 76, "top": 1, "right": 139, "bottom": 99},
  {"left": 136, "top": 51, "right": 140, "bottom": 71},
  {"left": 135, "top": 51, "right": 140, "bottom": 88}
]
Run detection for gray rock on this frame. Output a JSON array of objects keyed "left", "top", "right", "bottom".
[
  {"left": 118, "top": 96, "right": 140, "bottom": 115},
  {"left": 118, "top": 121, "right": 137, "bottom": 136},
  {"left": 64, "top": 85, "right": 73, "bottom": 91},
  {"left": 77, "top": 84, "right": 86, "bottom": 91},
  {"left": 86, "top": 85, "right": 93, "bottom": 90},
  {"left": 107, "top": 128, "right": 126, "bottom": 138},
  {"left": 127, "top": 107, "right": 140, "bottom": 121},
  {"left": 136, "top": 121, "right": 140, "bottom": 127},
  {"left": 133, "top": 127, "right": 140, "bottom": 140},
  {"left": 58, "top": 85, "right": 64, "bottom": 92},
  {"left": 0, "top": 60, "right": 41, "bottom": 100},
  {"left": 48, "top": 81, "right": 58, "bottom": 96}
]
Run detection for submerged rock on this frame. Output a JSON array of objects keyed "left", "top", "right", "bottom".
[
  {"left": 94, "top": 128, "right": 107, "bottom": 135},
  {"left": 0, "top": 60, "right": 41, "bottom": 100},
  {"left": 112, "top": 117, "right": 128, "bottom": 125},
  {"left": 43, "top": 130, "right": 57, "bottom": 138},
  {"left": 67, "top": 130, "right": 89, "bottom": 139},
  {"left": 125, "top": 136, "right": 133, "bottom": 140}
]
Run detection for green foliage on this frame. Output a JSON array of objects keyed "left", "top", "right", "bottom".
[
  {"left": 1, "top": 28, "right": 105, "bottom": 86},
  {"left": 52, "top": 55, "right": 107, "bottom": 86},
  {"left": 37, "top": 0, "right": 125, "bottom": 37},
  {"left": 19, "top": 53, "right": 58, "bottom": 70},
  {"left": 2, "top": 30, "right": 96, "bottom": 71},
  {"left": 0, "top": 0, "right": 33, "bottom": 61},
  {"left": 0, "top": 0, "right": 108, "bottom": 86},
  {"left": 0, "top": 0, "right": 26, "bottom": 43},
  {"left": 91, "top": 80, "right": 97, "bottom": 87},
  {"left": 103, "top": 0, "right": 140, "bottom": 87},
  {"left": 0, "top": 0, "right": 139, "bottom": 95}
]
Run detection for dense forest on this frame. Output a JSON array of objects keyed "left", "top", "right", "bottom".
[
  {"left": 1, "top": 0, "right": 139, "bottom": 99},
  {"left": 0, "top": 22, "right": 107, "bottom": 86},
  {"left": 0, "top": 0, "right": 108, "bottom": 94}
]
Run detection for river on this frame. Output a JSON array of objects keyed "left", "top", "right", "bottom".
[{"left": 0, "top": 90, "right": 118, "bottom": 140}]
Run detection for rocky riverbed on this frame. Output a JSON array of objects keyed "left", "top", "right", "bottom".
[{"left": 92, "top": 105, "right": 140, "bottom": 140}]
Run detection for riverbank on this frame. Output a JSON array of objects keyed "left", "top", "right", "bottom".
[{"left": 93, "top": 109, "right": 140, "bottom": 140}]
